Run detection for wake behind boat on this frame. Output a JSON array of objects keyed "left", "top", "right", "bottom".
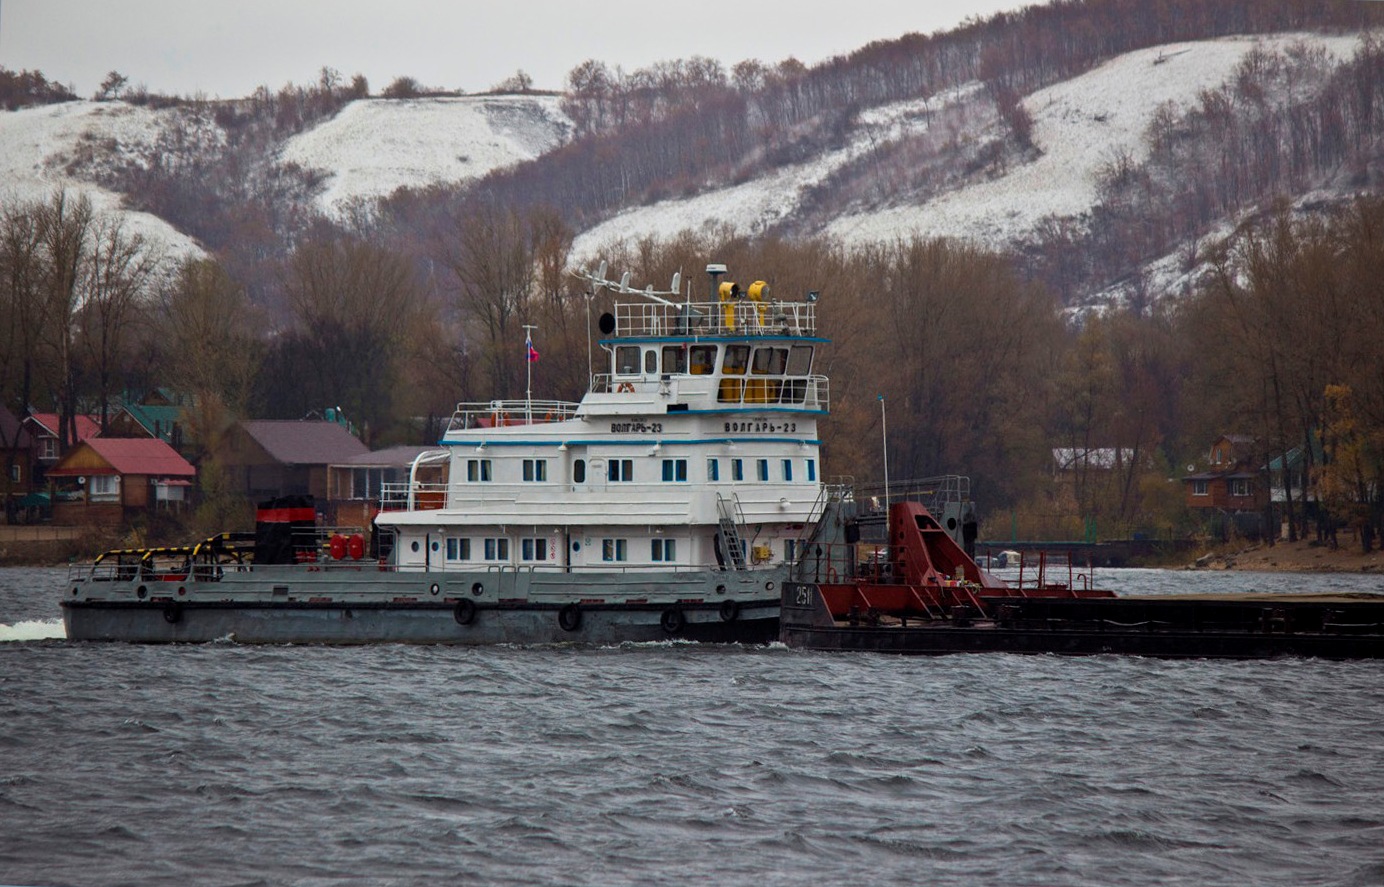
[{"left": 62, "top": 263, "right": 851, "bottom": 644}]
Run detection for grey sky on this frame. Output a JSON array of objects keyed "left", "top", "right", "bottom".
[{"left": 1, "top": 0, "right": 1034, "bottom": 99}]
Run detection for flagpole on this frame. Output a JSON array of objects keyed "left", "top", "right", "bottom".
[
  {"left": 879, "top": 393, "right": 890, "bottom": 541},
  {"left": 523, "top": 324, "right": 537, "bottom": 423}
]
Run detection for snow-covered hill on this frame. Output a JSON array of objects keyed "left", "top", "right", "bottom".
[
  {"left": 0, "top": 101, "right": 205, "bottom": 259},
  {"left": 278, "top": 95, "right": 571, "bottom": 217}
]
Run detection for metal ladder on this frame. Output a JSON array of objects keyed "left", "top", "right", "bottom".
[{"left": 716, "top": 494, "right": 748, "bottom": 570}]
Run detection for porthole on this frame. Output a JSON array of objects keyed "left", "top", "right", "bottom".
[{"left": 411, "top": 541, "right": 420, "bottom": 553}]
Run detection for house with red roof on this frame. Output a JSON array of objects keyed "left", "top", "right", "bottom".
[
  {"left": 209, "top": 419, "right": 369, "bottom": 506},
  {"left": 24, "top": 412, "right": 102, "bottom": 473},
  {"left": 46, "top": 438, "right": 196, "bottom": 526}
]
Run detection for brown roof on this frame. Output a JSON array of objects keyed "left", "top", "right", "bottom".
[
  {"left": 240, "top": 420, "right": 369, "bottom": 466},
  {"left": 333, "top": 445, "right": 445, "bottom": 468},
  {"left": 0, "top": 406, "right": 30, "bottom": 449}
]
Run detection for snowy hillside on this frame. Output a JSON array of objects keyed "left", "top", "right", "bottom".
[
  {"left": 572, "top": 33, "right": 1362, "bottom": 258},
  {"left": 0, "top": 101, "right": 205, "bottom": 259},
  {"left": 279, "top": 95, "right": 571, "bottom": 217}
]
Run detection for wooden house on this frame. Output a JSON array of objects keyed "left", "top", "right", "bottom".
[
  {"left": 46, "top": 438, "right": 196, "bottom": 526},
  {"left": 326, "top": 445, "right": 447, "bottom": 529},
  {"left": 209, "top": 420, "right": 370, "bottom": 507}
]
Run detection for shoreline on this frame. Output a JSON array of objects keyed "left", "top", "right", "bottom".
[{"left": 1185, "top": 539, "right": 1384, "bottom": 574}]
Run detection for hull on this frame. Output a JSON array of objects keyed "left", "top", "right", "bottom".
[
  {"left": 780, "top": 582, "right": 1384, "bottom": 660},
  {"left": 62, "top": 566, "right": 783, "bottom": 645}
]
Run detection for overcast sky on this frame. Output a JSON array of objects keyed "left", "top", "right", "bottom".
[{"left": 1, "top": 0, "right": 1036, "bottom": 99}]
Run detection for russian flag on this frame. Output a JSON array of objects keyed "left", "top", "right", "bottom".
[{"left": 526, "top": 331, "right": 539, "bottom": 363}]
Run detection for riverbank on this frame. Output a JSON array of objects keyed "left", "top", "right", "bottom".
[{"left": 1189, "top": 537, "right": 1384, "bottom": 573}]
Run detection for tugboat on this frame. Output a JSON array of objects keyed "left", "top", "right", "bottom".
[
  {"left": 62, "top": 263, "right": 850, "bottom": 644},
  {"left": 781, "top": 488, "right": 1384, "bottom": 659}
]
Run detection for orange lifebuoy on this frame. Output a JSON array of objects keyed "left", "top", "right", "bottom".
[{"left": 617, "top": 382, "right": 635, "bottom": 393}]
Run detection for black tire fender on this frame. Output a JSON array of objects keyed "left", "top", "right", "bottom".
[
  {"left": 660, "top": 608, "right": 685, "bottom": 634},
  {"left": 719, "top": 599, "right": 740, "bottom": 623},
  {"left": 453, "top": 599, "right": 477, "bottom": 626},
  {"left": 162, "top": 604, "right": 182, "bottom": 624},
  {"left": 558, "top": 603, "right": 582, "bottom": 632}
]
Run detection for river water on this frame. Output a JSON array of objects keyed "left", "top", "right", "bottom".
[{"left": 2, "top": 566, "right": 1383, "bottom": 886}]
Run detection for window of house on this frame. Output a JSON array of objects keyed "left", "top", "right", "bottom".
[
  {"left": 37, "top": 437, "right": 57, "bottom": 460},
  {"left": 651, "top": 538, "right": 676, "bottom": 562},
  {"left": 90, "top": 475, "right": 119, "bottom": 502},
  {"left": 707, "top": 458, "right": 720, "bottom": 482},
  {"left": 732, "top": 458, "right": 744, "bottom": 481},
  {"left": 608, "top": 459, "right": 634, "bottom": 482},
  {"left": 523, "top": 459, "right": 547, "bottom": 482},
  {"left": 483, "top": 538, "right": 510, "bottom": 561},
  {"left": 661, "top": 458, "right": 688, "bottom": 482},
  {"left": 467, "top": 459, "right": 492, "bottom": 482},
  {"left": 521, "top": 538, "right": 549, "bottom": 561},
  {"left": 602, "top": 538, "right": 628, "bottom": 562},
  {"left": 446, "top": 538, "right": 471, "bottom": 561},
  {"left": 1192, "top": 480, "right": 1209, "bottom": 496},
  {"left": 1230, "top": 479, "right": 1250, "bottom": 497},
  {"left": 9, "top": 464, "right": 19, "bottom": 483}
]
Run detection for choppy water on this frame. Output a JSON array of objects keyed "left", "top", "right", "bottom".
[{"left": 2, "top": 566, "right": 1383, "bottom": 886}]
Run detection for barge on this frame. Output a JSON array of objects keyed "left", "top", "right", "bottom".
[{"left": 781, "top": 499, "right": 1384, "bottom": 659}]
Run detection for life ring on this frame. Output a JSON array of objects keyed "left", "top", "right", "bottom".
[
  {"left": 719, "top": 599, "right": 740, "bottom": 623},
  {"left": 558, "top": 603, "right": 582, "bottom": 632},
  {"left": 453, "top": 599, "right": 477, "bottom": 626},
  {"left": 660, "top": 608, "right": 685, "bottom": 634},
  {"left": 162, "top": 604, "right": 182, "bottom": 624},
  {"left": 617, "top": 382, "right": 635, "bottom": 393}
]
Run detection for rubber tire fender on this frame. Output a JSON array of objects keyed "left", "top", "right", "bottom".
[
  {"left": 453, "top": 598, "right": 477, "bottom": 626},
  {"left": 162, "top": 604, "right": 182, "bottom": 624},
  {"left": 558, "top": 603, "right": 582, "bottom": 632},
  {"left": 660, "top": 608, "right": 685, "bottom": 634},
  {"left": 718, "top": 599, "right": 740, "bottom": 623}
]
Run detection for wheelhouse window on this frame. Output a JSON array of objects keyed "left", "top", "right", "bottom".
[
  {"left": 467, "top": 459, "right": 492, "bottom": 482},
  {"left": 651, "top": 539, "right": 676, "bottom": 562},
  {"left": 722, "top": 345, "right": 749, "bottom": 375},
  {"left": 608, "top": 459, "right": 634, "bottom": 482},
  {"left": 752, "top": 346, "right": 788, "bottom": 375},
  {"left": 644, "top": 350, "right": 657, "bottom": 374},
  {"left": 689, "top": 345, "right": 716, "bottom": 375},
  {"left": 602, "top": 538, "right": 628, "bottom": 562},
  {"left": 522, "top": 459, "right": 547, "bottom": 482},
  {"left": 786, "top": 344, "right": 814, "bottom": 375},
  {"left": 661, "top": 458, "right": 688, "bottom": 482},
  {"left": 615, "top": 345, "right": 640, "bottom": 375},
  {"left": 661, "top": 345, "right": 687, "bottom": 375}
]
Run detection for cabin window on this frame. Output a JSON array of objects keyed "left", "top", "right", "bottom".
[
  {"left": 722, "top": 345, "right": 749, "bottom": 375},
  {"left": 91, "top": 475, "right": 119, "bottom": 502},
  {"left": 661, "top": 345, "right": 688, "bottom": 375},
  {"left": 1192, "top": 480, "right": 1209, "bottom": 496},
  {"left": 446, "top": 538, "right": 471, "bottom": 561},
  {"left": 786, "top": 344, "right": 813, "bottom": 375},
  {"left": 616, "top": 346, "right": 640, "bottom": 375},
  {"left": 707, "top": 458, "right": 720, "bottom": 482},
  {"left": 752, "top": 346, "right": 788, "bottom": 375},
  {"left": 661, "top": 458, "right": 688, "bottom": 482},
  {"left": 484, "top": 538, "right": 510, "bottom": 561},
  {"left": 521, "top": 538, "right": 549, "bottom": 562},
  {"left": 573, "top": 460, "right": 586, "bottom": 483},
  {"left": 807, "top": 459, "right": 817, "bottom": 482},
  {"left": 602, "top": 538, "right": 628, "bottom": 562},
  {"left": 522, "top": 459, "right": 547, "bottom": 482},
  {"left": 651, "top": 539, "right": 676, "bottom": 562},
  {"left": 757, "top": 459, "right": 769, "bottom": 482},
  {"left": 644, "top": 350, "right": 657, "bottom": 374},
  {"left": 689, "top": 345, "right": 716, "bottom": 375},
  {"left": 467, "top": 459, "right": 492, "bottom": 482},
  {"left": 732, "top": 459, "right": 744, "bottom": 481},
  {"left": 781, "top": 459, "right": 793, "bottom": 482},
  {"left": 608, "top": 459, "right": 634, "bottom": 482},
  {"left": 784, "top": 540, "right": 798, "bottom": 563}
]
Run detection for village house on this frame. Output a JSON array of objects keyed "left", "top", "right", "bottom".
[
  {"left": 45, "top": 437, "right": 196, "bottom": 526},
  {"left": 209, "top": 419, "right": 370, "bottom": 510},
  {"left": 326, "top": 445, "right": 447, "bottom": 529},
  {"left": 1183, "top": 434, "right": 1267, "bottom": 537}
]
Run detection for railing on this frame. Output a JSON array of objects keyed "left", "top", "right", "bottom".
[
  {"left": 379, "top": 481, "right": 449, "bottom": 512},
  {"left": 446, "top": 400, "right": 581, "bottom": 431},
  {"left": 594, "top": 373, "right": 829, "bottom": 411},
  {"left": 614, "top": 300, "right": 816, "bottom": 338}
]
